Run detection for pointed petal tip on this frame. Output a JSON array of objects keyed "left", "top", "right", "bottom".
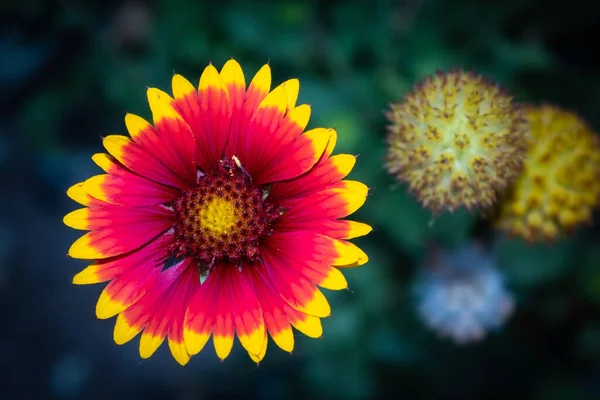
[
  {"left": 183, "top": 327, "right": 211, "bottom": 356},
  {"left": 91, "top": 152, "right": 115, "bottom": 173},
  {"left": 66, "top": 182, "right": 91, "bottom": 206},
  {"left": 63, "top": 208, "right": 89, "bottom": 230},
  {"left": 318, "top": 267, "right": 348, "bottom": 291},
  {"left": 282, "top": 78, "right": 300, "bottom": 108},
  {"left": 271, "top": 329, "right": 294, "bottom": 353},
  {"left": 220, "top": 59, "right": 246, "bottom": 89},
  {"left": 168, "top": 339, "right": 191, "bottom": 366},
  {"left": 199, "top": 63, "right": 225, "bottom": 90},
  {"left": 95, "top": 290, "right": 125, "bottom": 320},
  {"left": 250, "top": 64, "right": 272, "bottom": 93},
  {"left": 213, "top": 334, "right": 234, "bottom": 361},
  {"left": 147, "top": 87, "right": 182, "bottom": 124},
  {"left": 139, "top": 332, "right": 166, "bottom": 360},
  {"left": 68, "top": 233, "right": 104, "bottom": 260},
  {"left": 238, "top": 325, "right": 267, "bottom": 357},
  {"left": 82, "top": 175, "right": 109, "bottom": 203},
  {"left": 248, "top": 334, "right": 268, "bottom": 363},
  {"left": 171, "top": 74, "right": 196, "bottom": 99},
  {"left": 72, "top": 270, "right": 94, "bottom": 285},
  {"left": 301, "top": 288, "right": 331, "bottom": 318},
  {"left": 124, "top": 113, "right": 152, "bottom": 140},
  {"left": 292, "top": 314, "right": 323, "bottom": 338},
  {"left": 113, "top": 314, "right": 141, "bottom": 345}
]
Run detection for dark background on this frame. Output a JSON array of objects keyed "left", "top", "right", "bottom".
[{"left": 2, "top": 0, "right": 600, "bottom": 399}]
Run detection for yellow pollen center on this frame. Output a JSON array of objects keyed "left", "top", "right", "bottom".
[{"left": 198, "top": 197, "right": 239, "bottom": 236}]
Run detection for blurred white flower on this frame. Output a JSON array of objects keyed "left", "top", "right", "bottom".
[{"left": 413, "top": 243, "right": 514, "bottom": 344}]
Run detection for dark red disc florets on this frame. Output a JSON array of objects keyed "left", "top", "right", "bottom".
[{"left": 170, "top": 158, "right": 281, "bottom": 266}]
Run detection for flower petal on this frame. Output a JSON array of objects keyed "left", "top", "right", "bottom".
[
  {"left": 95, "top": 261, "right": 162, "bottom": 319},
  {"left": 247, "top": 263, "right": 324, "bottom": 342},
  {"left": 227, "top": 266, "right": 266, "bottom": 358},
  {"left": 103, "top": 134, "right": 191, "bottom": 190},
  {"left": 82, "top": 173, "right": 179, "bottom": 207},
  {"left": 248, "top": 331, "right": 269, "bottom": 363},
  {"left": 90, "top": 153, "right": 180, "bottom": 206},
  {"left": 256, "top": 127, "right": 335, "bottom": 184},
  {"left": 282, "top": 79, "right": 300, "bottom": 109},
  {"left": 145, "top": 89, "right": 198, "bottom": 187},
  {"left": 249, "top": 104, "right": 312, "bottom": 185},
  {"left": 270, "top": 153, "right": 356, "bottom": 206},
  {"left": 243, "top": 265, "right": 294, "bottom": 352},
  {"left": 317, "top": 220, "right": 373, "bottom": 240},
  {"left": 263, "top": 232, "right": 354, "bottom": 290},
  {"left": 72, "top": 235, "right": 171, "bottom": 285},
  {"left": 183, "top": 267, "right": 219, "bottom": 357},
  {"left": 276, "top": 206, "right": 372, "bottom": 240},
  {"left": 235, "top": 81, "right": 289, "bottom": 174},
  {"left": 220, "top": 59, "right": 246, "bottom": 104},
  {"left": 279, "top": 180, "right": 369, "bottom": 227},
  {"left": 211, "top": 274, "right": 235, "bottom": 360},
  {"left": 335, "top": 242, "right": 369, "bottom": 268},
  {"left": 184, "top": 264, "right": 266, "bottom": 361},
  {"left": 67, "top": 204, "right": 173, "bottom": 259},
  {"left": 262, "top": 251, "right": 331, "bottom": 318},
  {"left": 225, "top": 64, "right": 271, "bottom": 162},
  {"left": 171, "top": 65, "right": 232, "bottom": 172},
  {"left": 124, "top": 260, "right": 200, "bottom": 365},
  {"left": 67, "top": 182, "right": 93, "bottom": 206}
]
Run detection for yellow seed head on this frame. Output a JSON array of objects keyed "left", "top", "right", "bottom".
[
  {"left": 385, "top": 69, "right": 528, "bottom": 212},
  {"left": 495, "top": 105, "right": 600, "bottom": 242}
]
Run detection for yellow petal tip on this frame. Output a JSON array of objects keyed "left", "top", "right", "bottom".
[
  {"left": 95, "top": 290, "right": 125, "bottom": 320},
  {"left": 72, "top": 265, "right": 100, "bottom": 285},
  {"left": 168, "top": 339, "right": 191, "bottom": 366},
  {"left": 183, "top": 328, "right": 210, "bottom": 356},
  {"left": 124, "top": 113, "right": 152, "bottom": 140},
  {"left": 238, "top": 326, "right": 266, "bottom": 357},
  {"left": 139, "top": 332, "right": 165, "bottom": 360},
  {"left": 213, "top": 334, "right": 234, "bottom": 361},
  {"left": 113, "top": 314, "right": 141, "bottom": 345},
  {"left": 63, "top": 208, "right": 90, "bottom": 230},
  {"left": 68, "top": 233, "right": 104, "bottom": 260}
]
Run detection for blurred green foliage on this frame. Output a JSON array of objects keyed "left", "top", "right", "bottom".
[{"left": 5, "top": 0, "right": 600, "bottom": 398}]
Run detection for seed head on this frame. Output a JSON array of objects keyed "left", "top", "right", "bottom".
[
  {"left": 495, "top": 105, "right": 600, "bottom": 242},
  {"left": 385, "top": 69, "right": 528, "bottom": 212}
]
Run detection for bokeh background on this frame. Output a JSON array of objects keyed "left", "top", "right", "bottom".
[{"left": 2, "top": 0, "right": 600, "bottom": 399}]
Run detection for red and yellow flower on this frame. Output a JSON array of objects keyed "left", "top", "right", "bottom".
[{"left": 64, "top": 60, "right": 371, "bottom": 365}]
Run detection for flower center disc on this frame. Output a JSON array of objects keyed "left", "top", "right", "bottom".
[
  {"left": 170, "top": 158, "right": 280, "bottom": 266},
  {"left": 199, "top": 197, "right": 239, "bottom": 236}
]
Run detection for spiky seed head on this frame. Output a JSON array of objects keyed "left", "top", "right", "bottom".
[
  {"left": 495, "top": 104, "right": 600, "bottom": 242},
  {"left": 385, "top": 69, "right": 528, "bottom": 213}
]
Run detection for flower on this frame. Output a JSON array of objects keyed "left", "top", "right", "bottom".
[
  {"left": 413, "top": 243, "right": 514, "bottom": 344},
  {"left": 495, "top": 105, "right": 600, "bottom": 242},
  {"left": 385, "top": 69, "right": 528, "bottom": 212},
  {"left": 63, "top": 60, "right": 371, "bottom": 365}
]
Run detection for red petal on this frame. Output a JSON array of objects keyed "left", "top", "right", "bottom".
[
  {"left": 263, "top": 232, "right": 350, "bottom": 290},
  {"left": 72, "top": 235, "right": 172, "bottom": 285},
  {"left": 83, "top": 173, "right": 178, "bottom": 207},
  {"left": 226, "top": 265, "right": 266, "bottom": 358},
  {"left": 254, "top": 127, "right": 333, "bottom": 184},
  {"left": 225, "top": 64, "right": 271, "bottom": 163},
  {"left": 270, "top": 153, "right": 355, "bottom": 206},
  {"left": 95, "top": 259, "right": 163, "bottom": 319},
  {"left": 116, "top": 259, "right": 199, "bottom": 365},
  {"left": 103, "top": 134, "right": 193, "bottom": 190},
  {"left": 171, "top": 67, "right": 232, "bottom": 172},
  {"left": 261, "top": 244, "right": 331, "bottom": 318},
  {"left": 67, "top": 204, "right": 174, "bottom": 259}
]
